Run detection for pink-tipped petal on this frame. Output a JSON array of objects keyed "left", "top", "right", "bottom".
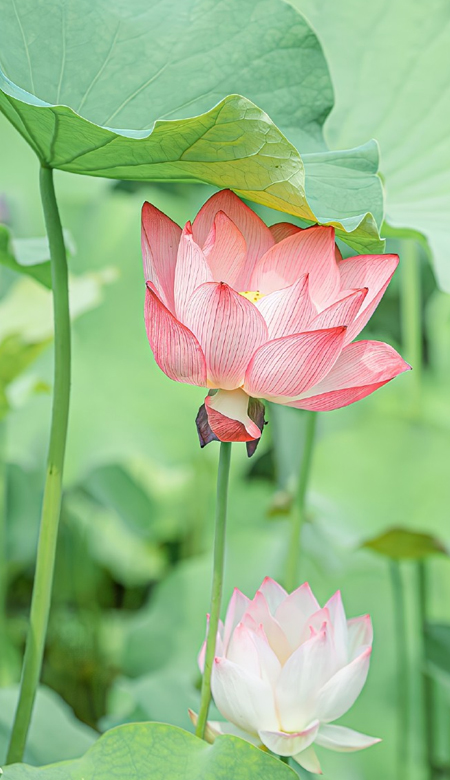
[
  {"left": 145, "top": 284, "right": 207, "bottom": 386},
  {"left": 293, "top": 745, "right": 323, "bottom": 774},
  {"left": 275, "top": 583, "right": 321, "bottom": 649},
  {"left": 192, "top": 190, "right": 274, "bottom": 288},
  {"left": 315, "top": 724, "right": 381, "bottom": 752},
  {"left": 337, "top": 254, "right": 399, "bottom": 342},
  {"left": 224, "top": 589, "right": 251, "bottom": 652},
  {"left": 141, "top": 202, "right": 181, "bottom": 312},
  {"left": 211, "top": 657, "right": 278, "bottom": 734},
  {"left": 250, "top": 226, "right": 340, "bottom": 309},
  {"left": 184, "top": 282, "right": 268, "bottom": 390},
  {"left": 227, "top": 623, "right": 261, "bottom": 677},
  {"left": 347, "top": 615, "right": 373, "bottom": 660},
  {"left": 259, "top": 721, "right": 320, "bottom": 757},
  {"left": 202, "top": 211, "right": 247, "bottom": 288},
  {"left": 258, "top": 577, "right": 288, "bottom": 614},
  {"left": 291, "top": 341, "right": 411, "bottom": 411},
  {"left": 252, "top": 625, "right": 282, "bottom": 686},
  {"left": 316, "top": 647, "right": 372, "bottom": 723},
  {"left": 244, "top": 591, "right": 291, "bottom": 664},
  {"left": 308, "top": 289, "right": 367, "bottom": 332},
  {"left": 324, "top": 591, "right": 348, "bottom": 668},
  {"left": 205, "top": 389, "right": 261, "bottom": 443},
  {"left": 276, "top": 629, "right": 335, "bottom": 732},
  {"left": 244, "top": 327, "right": 346, "bottom": 400},
  {"left": 256, "top": 275, "right": 317, "bottom": 339},
  {"left": 269, "top": 222, "right": 301, "bottom": 243},
  {"left": 174, "top": 223, "right": 212, "bottom": 321}
]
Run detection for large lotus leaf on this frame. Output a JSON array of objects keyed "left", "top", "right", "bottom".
[
  {"left": 289, "top": 0, "right": 450, "bottom": 288},
  {"left": 2, "top": 723, "right": 297, "bottom": 780},
  {"left": 0, "top": 0, "right": 383, "bottom": 253}
]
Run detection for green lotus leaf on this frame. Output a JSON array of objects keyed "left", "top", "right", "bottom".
[
  {"left": 2, "top": 722, "right": 297, "bottom": 779},
  {"left": 290, "top": 0, "right": 450, "bottom": 288},
  {"left": 0, "top": 0, "right": 383, "bottom": 253}
]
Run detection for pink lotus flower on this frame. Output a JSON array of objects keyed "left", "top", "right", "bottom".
[
  {"left": 142, "top": 190, "right": 409, "bottom": 452},
  {"left": 195, "top": 578, "right": 380, "bottom": 773}
]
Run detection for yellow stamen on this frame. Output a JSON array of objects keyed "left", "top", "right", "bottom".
[{"left": 239, "top": 290, "right": 264, "bottom": 304}]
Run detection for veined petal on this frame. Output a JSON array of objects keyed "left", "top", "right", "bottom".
[
  {"left": 192, "top": 190, "right": 274, "bottom": 288},
  {"left": 250, "top": 226, "right": 340, "bottom": 309},
  {"left": 144, "top": 284, "right": 207, "bottom": 386},
  {"left": 141, "top": 202, "right": 181, "bottom": 312},
  {"left": 315, "top": 724, "right": 381, "bottom": 752},
  {"left": 269, "top": 222, "right": 301, "bottom": 243},
  {"left": 293, "top": 745, "right": 323, "bottom": 774},
  {"left": 244, "top": 327, "right": 346, "bottom": 400},
  {"left": 211, "top": 657, "right": 278, "bottom": 734},
  {"left": 316, "top": 647, "right": 372, "bottom": 723},
  {"left": 243, "top": 590, "right": 291, "bottom": 664},
  {"left": 205, "top": 389, "right": 261, "bottom": 442},
  {"left": 259, "top": 721, "right": 319, "bottom": 757},
  {"left": 276, "top": 628, "right": 336, "bottom": 732},
  {"left": 258, "top": 577, "right": 288, "bottom": 614},
  {"left": 174, "top": 223, "right": 212, "bottom": 321},
  {"left": 275, "top": 583, "right": 320, "bottom": 649},
  {"left": 308, "top": 289, "right": 367, "bottom": 334},
  {"left": 325, "top": 591, "right": 348, "bottom": 668},
  {"left": 337, "top": 254, "right": 399, "bottom": 341},
  {"left": 184, "top": 282, "right": 268, "bottom": 390},
  {"left": 347, "top": 615, "right": 373, "bottom": 661},
  {"left": 256, "top": 275, "right": 316, "bottom": 339},
  {"left": 223, "top": 588, "right": 251, "bottom": 652},
  {"left": 290, "top": 341, "right": 411, "bottom": 411},
  {"left": 203, "top": 211, "right": 247, "bottom": 288}
]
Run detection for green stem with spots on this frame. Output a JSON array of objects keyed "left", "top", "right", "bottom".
[
  {"left": 7, "top": 165, "right": 71, "bottom": 764},
  {"left": 196, "top": 441, "right": 232, "bottom": 739},
  {"left": 390, "top": 561, "right": 410, "bottom": 780},
  {"left": 285, "top": 411, "right": 317, "bottom": 592}
]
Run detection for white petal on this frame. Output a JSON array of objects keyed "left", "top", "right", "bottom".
[
  {"left": 325, "top": 591, "right": 349, "bottom": 667},
  {"left": 211, "top": 657, "right": 278, "bottom": 734},
  {"left": 275, "top": 582, "right": 320, "bottom": 649},
  {"left": 244, "top": 590, "right": 291, "bottom": 663},
  {"left": 347, "top": 615, "right": 373, "bottom": 660},
  {"left": 316, "top": 647, "right": 372, "bottom": 722},
  {"left": 223, "top": 589, "right": 250, "bottom": 652},
  {"left": 315, "top": 724, "right": 381, "bottom": 752},
  {"left": 258, "top": 577, "right": 288, "bottom": 613},
  {"left": 227, "top": 623, "right": 261, "bottom": 678},
  {"left": 259, "top": 720, "right": 319, "bottom": 756},
  {"left": 293, "top": 745, "right": 323, "bottom": 774}
]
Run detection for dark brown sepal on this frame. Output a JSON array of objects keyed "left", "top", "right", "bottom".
[
  {"left": 246, "top": 398, "right": 267, "bottom": 458},
  {"left": 195, "top": 403, "right": 219, "bottom": 448}
]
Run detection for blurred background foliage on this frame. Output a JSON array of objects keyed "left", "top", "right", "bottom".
[{"left": 1, "top": 97, "right": 450, "bottom": 780}]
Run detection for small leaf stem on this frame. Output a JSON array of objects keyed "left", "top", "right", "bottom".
[
  {"left": 400, "top": 239, "right": 422, "bottom": 415},
  {"left": 196, "top": 441, "right": 232, "bottom": 739},
  {"left": 389, "top": 560, "right": 410, "bottom": 780},
  {"left": 418, "top": 561, "right": 435, "bottom": 780},
  {"left": 7, "top": 165, "right": 71, "bottom": 764},
  {"left": 285, "top": 411, "right": 317, "bottom": 592}
]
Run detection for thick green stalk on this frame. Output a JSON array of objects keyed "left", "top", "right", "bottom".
[
  {"left": 7, "top": 165, "right": 71, "bottom": 764},
  {"left": 196, "top": 442, "right": 232, "bottom": 739},
  {"left": 285, "top": 411, "right": 317, "bottom": 592},
  {"left": 400, "top": 240, "right": 422, "bottom": 415},
  {"left": 418, "top": 561, "right": 435, "bottom": 780},
  {"left": 390, "top": 561, "right": 409, "bottom": 780}
]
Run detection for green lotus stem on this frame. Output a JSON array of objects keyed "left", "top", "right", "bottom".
[
  {"left": 0, "top": 419, "right": 7, "bottom": 685},
  {"left": 400, "top": 239, "right": 422, "bottom": 415},
  {"left": 418, "top": 561, "right": 435, "bottom": 780},
  {"left": 389, "top": 561, "right": 409, "bottom": 780},
  {"left": 285, "top": 411, "right": 317, "bottom": 593},
  {"left": 7, "top": 165, "right": 71, "bottom": 764},
  {"left": 196, "top": 441, "right": 232, "bottom": 740}
]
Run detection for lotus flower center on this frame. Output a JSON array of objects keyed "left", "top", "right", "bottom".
[{"left": 239, "top": 290, "right": 264, "bottom": 303}]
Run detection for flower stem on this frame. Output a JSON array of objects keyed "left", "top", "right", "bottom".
[
  {"left": 418, "top": 561, "right": 435, "bottom": 780},
  {"left": 7, "top": 165, "right": 71, "bottom": 764},
  {"left": 390, "top": 561, "right": 409, "bottom": 780},
  {"left": 400, "top": 239, "right": 422, "bottom": 415},
  {"left": 195, "top": 441, "right": 232, "bottom": 740},
  {"left": 285, "top": 411, "right": 317, "bottom": 592}
]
